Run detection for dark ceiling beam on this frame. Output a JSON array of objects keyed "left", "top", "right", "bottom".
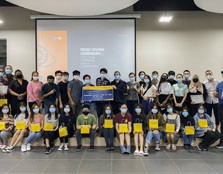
[
  {"left": 0, "top": 0, "right": 16, "bottom": 6},
  {"left": 134, "top": 0, "right": 202, "bottom": 11}
]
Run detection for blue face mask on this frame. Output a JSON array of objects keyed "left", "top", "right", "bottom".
[
  {"left": 20, "top": 107, "right": 26, "bottom": 113},
  {"left": 105, "top": 109, "right": 111, "bottom": 115},
  {"left": 168, "top": 75, "right": 175, "bottom": 80},
  {"left": 135, "top": 108, "right": 141, "bottom": 114},
  {"left": 129, "top": 77, "right": 135, "bottom": 82},
  {"left": 49, "top": 108, "right": 56, "bottom": 113},
  {"left": 198, "top": 109, "right": 205, "bottom": 114},
  {"left": 152, "top": 75, "right": 158, "bottom": 80},
  {"left": 139, "top": 74, "right": 145, "bottom": 80},
  {"left": 176, "top": 78, "right": 182, "bottom": 83},
  {"left": 5, "top": 69, "right": 12, "bottom": 75},
  {"left": 144, "top": 79, "right": 150, "bottom": 83},
  {"left": 64, "top": 108, "right": 70, "bottom": 113},
  {"left": 2, "top": 109, "right": 9, "bottom": 114},
  {"left": 84, "top": 79, "right": 90, "bottom": 84},
  {"left": 167, "top": 108, "right": 173, "bottom": 113},
  {"left": 100, "top": 74, "right": 106, "bottom": 79},
  {"left": 184, "top": 75, "right": 190, "bottom": 80},
  {"left": 120, "top": 108, "right": 127, "bottom": 114},
  {"left": 115, "top": 75, "right": 120, "bottom": 80},
  {"left": 151, "top": 109, "right": 158, "bottom": 114},
  {"left": 182, "top": 111, "right": 189, "bottom": 117},
  {"left": 33, "top": 108, "right": 39, "bottom": 114}
]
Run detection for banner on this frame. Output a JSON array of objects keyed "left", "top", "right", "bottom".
[{"left": 82, "top": 86, "right": 114, "bottom": 101}]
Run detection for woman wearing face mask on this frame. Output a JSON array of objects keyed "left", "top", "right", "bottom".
[
  {"left": 173, "top": 74, "right": 189, "bottom": 113},
  {"left": 21, "top": 104, "right": 44, "bottom": 152},
  {"left": 43, "top": 104, "right": 59, "bottom": 154},
  {"left": 9, "top": 69, "right": 28, "bottom": 116},
  {"left": 27, "top": 71, "right": 43, "bottom": 110},
  {"left": 141, "top": 75, "right": 157, "bottom": 115},
  {"left": 5, "top": 102, "right": 28, "bottom": 152},
  {"left": 157, "top": 73, "right": 173, "bottom": 114},
  {"left": 180, "top": 107, "right": 195, "bottom": 149},
  {"left": 194, "top": 104, "right": 220, "bottom": 151},
  {"left": 189, "top": 74, "right": 207, "bottom": 116},
  {"left": 0, "top": 104, "right": 14, "bottom": 151},
  {"left": 0, "top": 67, "right": 8, "bottom": 99},
  {"left": 58, "top": 104, "right": 75, "bottom": 151},
  {"left": 100, "top": 105, "right": 115, "bottom": 151},
  {"left": 144, "top": 104, "right": 165, "bottom": 156},
  {"left": 163, "top": 104, "right": 180, "bottom": 151},
  {"left": 132, "top": 104, "right": 146, "bottom": 156},
  {"left": 126, "top": 72, "right": 140, "bottom": 116},
  {"left": 114, "top": 104, "right": 132, "bottom": 154}
]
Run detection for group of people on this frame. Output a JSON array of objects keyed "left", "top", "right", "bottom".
[{"left": 0, "top": 64, "right": 223, "bottom": 156}]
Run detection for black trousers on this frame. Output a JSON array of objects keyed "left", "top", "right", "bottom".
[
  {"left": 199, "top": 131, "right": 220, "bottom": 149},
  {"left": 218, "top": 104, "right": 223, "bottom": 144}
]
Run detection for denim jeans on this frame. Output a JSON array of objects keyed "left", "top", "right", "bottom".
[
  {"left": 103, "top": 128, "right": 114, "bottom": 146},
  {"left": 146, "top": 130, "right": 161, "bottom": 144},
  {"left": 181, "top": 130, "right": 194, "bottom": 145},
  {"left": 24, "top": 132, "right": 42, "bottom": 145}
]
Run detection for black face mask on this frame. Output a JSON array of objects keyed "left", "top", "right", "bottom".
[
  {"left": 193, "top": 79, "right": 199, "bottom": 83},
  {"left": 16, "top": 74, "right": 23, "bottom": 79},
  {"left": 83, "top": 111, "right": 89, "bottom": 116},
  {"left": 161, "top": 77, "right": 167, "bottom": 82}
]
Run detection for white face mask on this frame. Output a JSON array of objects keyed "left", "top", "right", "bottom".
[
  {"left": 56, "top": 76, "right": 62, "bottom": 80},
  {"left": 73, "top": 75, "right": 80, "bottom": 80},
  {"left": 207, "top": 75, "right": 213, "bottom": 81},
  {"left": 63, "top": 76, "right": 69, "bottom": 81},
  {"left": 33, "top": 76, "right": 39, "bottom": 81}
]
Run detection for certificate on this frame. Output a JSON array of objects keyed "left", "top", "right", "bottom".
[
  {"left": 0, "top": 85, "right": 8, "bottom": 94},
  {"left": 190, "top": 95, "right": 204, "bottom": 104}
]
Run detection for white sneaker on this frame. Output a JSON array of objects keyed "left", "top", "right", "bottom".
[
  {"left": 26, "top": 143, "right": 31, "bottom": 151},
  {"left": 134, "top": 150, "right": 139, "bottom": 156},
  {"left": 58, "top": 144, "right": 64, "bottom": 151},
  {"left": 166, "top": 144, "right": 171, "bottom": 150},
  {"left": 64, "top": 143, "right": 69, "bottom": 151},
  {"left": 21, "top": 144, "right": 27, "bottom": 152},
  {"left": 139, "top": 150, "right": 144, "bottom": 156}
]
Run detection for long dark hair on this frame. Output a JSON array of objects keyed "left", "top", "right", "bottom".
[
  {"left": 0, "top": 104, "right": 10, "bottom": 118},
  {"left": 61, "top": 104, "right": 72, "bottom": 117},
  {"left": 47, "top": 104, "right": 58, "bottom": 120},
  {"left": 158, "top": 73, "right": 168, "bottom": 93},
  {"left": 31, "top": 71, "right": 39, "bottom": 81},
  {"left": 142, "top": 74, "right": 152, "bottom": 88},
  {"left": 103, "top": 104, "right": 114, "bottom": 119},
  {"left": 15, "top": 102, "right": 28, "bottom": 119},
  {"left": 29, "top": 104, "right": 40, "bottom": 122}
]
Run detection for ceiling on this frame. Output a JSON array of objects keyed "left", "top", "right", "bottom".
[{"left": 0, "top": 0, "right": 202, "bottom": 11}]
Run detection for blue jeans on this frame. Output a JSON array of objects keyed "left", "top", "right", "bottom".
[
  {"left": 181, "top": 130, "right": 194, "bottom": 145},
  {"left": 146, "top": 131, "right": 161, "bottom": 144},
  {"left": 24, "top": 132, "right": 42, "bottom": 145}
]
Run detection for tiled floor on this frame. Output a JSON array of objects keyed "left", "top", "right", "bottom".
[{"left": 1, "top": 147, "right": 223, "bottom": 174}]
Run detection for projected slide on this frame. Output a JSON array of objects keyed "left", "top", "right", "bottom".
[{"left": 36, "top": 19, "right": 135, "bottom": 83}]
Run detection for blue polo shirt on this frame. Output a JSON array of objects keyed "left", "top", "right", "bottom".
[{"left": 216, "top": 81, "right": 223, "bottom": 104}]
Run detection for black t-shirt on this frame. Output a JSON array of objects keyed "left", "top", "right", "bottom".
[
  {"left": 58, "top": 81, "right": 69, "bottom": 105},
  {"left": 41, "top": 83, "right": 59, "bottom": 103}
]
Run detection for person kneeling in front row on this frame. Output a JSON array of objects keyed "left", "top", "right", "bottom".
[{"left": 76, "top": 104, "right": 97, "bottom": 151}]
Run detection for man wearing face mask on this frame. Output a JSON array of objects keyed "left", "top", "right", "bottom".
[
  {"left": 41, "top": 75, "right": 59, "bottom": 114},
  {"left": 203, "top": 70, "right": 219, "bottom": 130},
  {"left": 96, "top": 68, "right": 110, "bottom": 117},
  {"left": 214, "top": 70, "right": 223, "bottom": 149},
  {"left": 58, "top": 72, "right": 69, "bottom": 111},
  {"left": 54, "top": 70, "right": 63, "bottom": 85},
  {"left": 76, "top": 104, "right": 97, "bottom": 151},
  {"left": 167, "top": 71, "right": 177, "bottom": 86},
  {"left": 183, "top": 70, "right": 191, "bottom": 87},
  {"left": 111, "top": 71, "right": 127, "bottom": 114},
  {"left": 4, "top": 65, "right": 14, "bottom": 84},
  {"left": 68, "top": 70, "right": 83, "bottom": 118},
  {"left": 151, "top": 71, "right": 159, "bottom": 88}
]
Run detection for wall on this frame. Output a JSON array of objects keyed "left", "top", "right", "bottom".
[{"left": 0, "top": 7, "right": 223, "bottom": 81}]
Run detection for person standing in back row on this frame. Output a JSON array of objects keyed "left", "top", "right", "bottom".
[
  {"left": 111, "top": 71, "right": 127, "bottom": 114},
  {"left": 68, "top": 70, "right": 83, "bottom": 118}
]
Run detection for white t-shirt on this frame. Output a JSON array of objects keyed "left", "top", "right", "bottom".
[{"left": 158, "top": 82, "right": 173, "bottom": 95}]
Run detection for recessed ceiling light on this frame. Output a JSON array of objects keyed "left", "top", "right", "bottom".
[
  {"left": 0, "top": 20, "right": 3, "bottom": 24},
  {"left": 159, "top": 16, "right": 173, "bottom": 23}
]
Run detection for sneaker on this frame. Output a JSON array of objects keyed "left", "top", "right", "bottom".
[
  {"left": 2, "top": 148, "right": 7, "bottom": 153},
  {"left": 45, "top": 147, "right": 51, "bottom": 154},
  {"left": 0, "top": 145, "right": 6, "bottom": 150},
  {"left": 26, "top": 143, "right": 31, "bottom": 151},
  {"left": 58, "top": 144, "right": 64, "bottom": 151},
  {"left": 7, "top": 146, "right": 15, "bottom": 153},
  {"left": 126, "top": 146, "right": 131, "bottom": 154},
  {"left": 143, "top": 146, "right": 149, "bottom": 156},
  {"left": 105, "top": 145, "right": 110, "bottom": 151},
  {"left": 172, "top": 144, "right": 177, "bottom": 151},
  {"left": 155, "top": 144, "right": 161, "bottom": 151},
  {"left": 110, "top": 146, "right": 115, "bottom": 151},
  {"left": 184, "top": 144, "right": 189, "bottom": 150},
  {"left": 89, "top": 145, "right": 94, "bottom": 151},
  {"left": 216, "top": 144, "right": 223, "bottom": 149},
  {"left": 166, "top": 144, "right": 171, "bottom": 150},
  {"left": 120, "top": 146, "right": 127, "bottom": 154},
  {"left": 134, "top": 150, "right": 139, "bottom": 156},
  {"left": 21, "top": 144, "right": 27, "bottom": 152},
  {"left": 76, "top": 145, "right": 82, "bottom": 152},
  {"left": 64, "top": 143, "right": 69, "bottom": 151}
]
